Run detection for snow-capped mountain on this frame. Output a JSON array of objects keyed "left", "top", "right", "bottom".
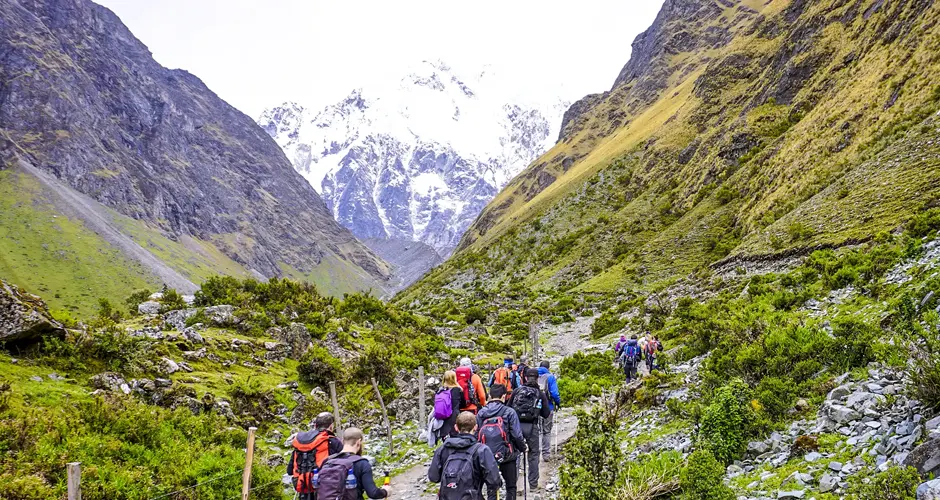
[{"left": 258, "top": 60, "right": 568, "bottom": 257}]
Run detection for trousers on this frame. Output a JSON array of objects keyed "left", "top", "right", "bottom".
[
  {"left": 486, "top": 458, "right": 518, "bottom": 500},
  {"left": 540, "top": 412, "right": 555, "bottom": 460},
  {"left": 520, "top": 421, "right": 541, "bottom": 487}
]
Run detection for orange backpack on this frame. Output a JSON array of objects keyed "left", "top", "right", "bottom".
[
  {"left": 493, "top": 367, "right": 513, "bottom": 394},
  {"left": 290, "top": 431, "right": 332, "bottom": 493}
]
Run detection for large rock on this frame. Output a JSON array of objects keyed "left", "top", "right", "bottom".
[
  {"left": 918, "top": 479, "right": 940, "bottom": 500},
  {"left": 163, "top": 308, "right": 198, "bottom": 331},
  {"left": 138, "top": 301, "right": 162, "bottom": 315},
  {"left": 205, "top": 305, "right": 237, "bottom": 327},
  {"left": 90, "top": 372, "right": 131, "bottom": 395},
  {"left": 0, "top": 280, "right": 64, "bottom": 342},
  {"left": 905, "top": 438, "right": 940, "bottom": 477},
  {"left": 271, "top": 323, "right": 311, "bottom": 359}
]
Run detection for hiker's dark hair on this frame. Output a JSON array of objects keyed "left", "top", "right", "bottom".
[
  {"left": 490, "top": 384, "right": 508, "bottom": 400},
  {"left": 456, "top": 412, "right": 477, "bottom": 433},
  {"left": 314, "top": 412, "right": 334, "bottom": 431},
  {"left": 631, "top": 335, "right": 638, "bottom": 339},
  {"left": 539, "top": 361, "right": 550, "bottom": 370},
  {"left": 526, "top": 368, "right": 539, "bottom": 381}
]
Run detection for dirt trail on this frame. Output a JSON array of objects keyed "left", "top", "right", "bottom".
[{"left": 392, "top": 316, "right": 596, "bottom": 499}]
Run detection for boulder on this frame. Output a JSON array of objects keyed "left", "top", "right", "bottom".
[
  {"left": 269, "top": 324, "right": 311, "bottom": 359},
  {"left": 777, "top": 490, "right": 805, "bottom": 500},
  {"left": 163, "top": 308, "right": 197, "bottom": 331},
  {"left": 205, "top": 305, "right": 237, "bottom": 326},
  {"left": 138, "top": 301, "right": 162, "bottom": 315},
  {"left": 826, "top": 403, "right": 861, "bottom": 424},
  {"left": 819, "top": 473, "right": 838, "bottom": 493},
  {"left": 827, "top": 384, "right": 853, "bottom": 401},
  {"left": 90, "top": 372, "right": 131, "bottom": 394},
  {"left": 161, "top": 357, "right": 181, "bottom": 375},
  {"left": 905, "top": 438, "right": 940, "bottom": 477},
  {"left": 183, "top": 348, "right": 207, "bottom": 361},
  {"left": 0, "top": 280, "right": 64, "bottom": 342},
  {"left": 181, "top": 327, "right": 204, "bottom": 344},
  {"left": 918, "top": 479, "right": 940, "bottom": 500},
  {"left": 927, "top": 416, "right": 940, "bottom": 431}
]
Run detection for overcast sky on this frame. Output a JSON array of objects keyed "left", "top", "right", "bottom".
[{"left": 95, "top": 0, "right": 665, "bottom": 118}]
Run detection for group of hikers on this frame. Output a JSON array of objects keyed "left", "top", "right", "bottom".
[
  {"left": 614, "top": 333, "right": 663, "bottom": 382},
  {"left": 285, "top": 354, "right": 561, "bottom": 499}
]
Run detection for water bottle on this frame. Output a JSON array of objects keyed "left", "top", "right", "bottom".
[
  {"left": 312, "top": 467, "right": 320, "bottom": 490},
  {"left": 345, "top": 468, "right": 358, "bottom": 490}
]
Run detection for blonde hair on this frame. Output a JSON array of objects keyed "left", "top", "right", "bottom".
[{"left": 443, "top": 370, "right": 459, "bottom": 388}]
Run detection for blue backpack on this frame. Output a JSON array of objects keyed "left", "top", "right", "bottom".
[{"left": 624, "top": 344, "right": 639, "bottom": 361}]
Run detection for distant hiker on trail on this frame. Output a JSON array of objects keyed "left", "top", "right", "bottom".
[
  {"left": 457, "top": 357, "right": 488, "bottom": 414},
  {"left": 645, "top": 335, "right": 663, "bottom": 373},
  {"left": 619, "top": 335, "right": 642, "bottom": 383},
  {"left": 317, "top": 427, "right": 389, "bottom": 499},
  {"left": 287, "top": 412, "right": 344, "bottom": 499},
  {"left": 537, "top": 361, "right": 561, "bottom": 462},
  {"left": 488, "top": 357, "right": 521, "bottom": 396},
  {"left": 517, "top": 355, "right": 531, "bottom": 385},
  {"left": 429, "top": 411, "right": 502, "bottom": 500},
  {"left": 508, "top": 367, "right": 551, "bottom": 491},
  {"left": 436, "top": 370, "right": 464, "bottom": 443},
  {"left": 614, "top": 334, "right": 627, "bottom": 355},
  {"left": 477, "top": 384, "right": 527, "bottom": 500}
]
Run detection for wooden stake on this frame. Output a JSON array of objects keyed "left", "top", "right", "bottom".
[
  {"left": 330, "top": 381, "right": 342, "bottom": 439},
  {"left": 371, "top": 378, "right": 393, "bottom": 454},
  {"left": 67, "top": 462, "right": 81, "bottom": 500},
  {"left": 418, "top": 366, "right": 426, "bottom": 425},
  {"left": 241, "top": 427, "right": 257, "bottom": 500},
  {"left": 530, "top": 321, "right": 540, "bottom": 364}
]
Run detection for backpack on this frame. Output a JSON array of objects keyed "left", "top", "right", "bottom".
[
  {"left": 434, "top": 388, "right": 454, "bottom": 420},
  {"left": 456, "top": 366, "right": 479, "bottom": 408},
  {"left": 478, "top": 415, "right": 513, "bottom": 463},
  {"left": 624, "top": 344, "right": 640, "bottom": 362},
  {"left": 511, "top": 385, "right": 542, "bottom": 423},
  {"left": 492, "top": 367, "right": 512, "bottom": 394},
  {"left": 646, "top": 340, "right": 659, "bottom": 356},
  {"left": 316, "top": 454, "right": 362, "bottom": 500},
  {"left": 290, "top": 432, "right": 333, "bottom": 494},
  {"left": 439, "top": 444, "right": 484, "bottom": 500},
  {"left": 517, "top": 363, "right": 530, "bottom": 385}
]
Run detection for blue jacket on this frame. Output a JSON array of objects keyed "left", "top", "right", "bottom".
[{"left": 537, "top": 367, "right": 560, "bottom": 411}]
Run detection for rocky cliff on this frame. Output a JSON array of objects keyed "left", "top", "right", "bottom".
[{"left": 0, "top": 0, "right": 391, "bottom": 301}]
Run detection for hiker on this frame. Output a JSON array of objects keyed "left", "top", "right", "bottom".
[
  {"left": 317, "top": 427, "right": 390, "bottom": 499},
  {"left": 614, "top": 334, "right": 627, "bottom": 355},
  {"left": 429, "top": 411, "right": 502, "bottom": 499},
  {"left": 457, "top": 357, "right": 488, "bottom": 414},
  {"left": 287, "top": 412, "right": 345, "bottom": 498},
  {"left": 517, "top": 355, "right": 531, "bottom": 385},
  {"left": 508, "top": 367, "right": 552, "bottom": 491},
  {"left": 619, "top": 335, "right": 642, "bottom": 382},
  {"left": 436, "top": 370, "right": 464, "bottom": 442},
  {"left": 476, "top": 384, "right": 527, "bottom": 500},
  {"left": 537, "top": 361, "right": 561, "bottom": 462},
  {"left": 645, "top": 335, "right": 663, "bottom": 372},
  {"left": 488, "top": 357, "right": 521, "bottom": 396}
]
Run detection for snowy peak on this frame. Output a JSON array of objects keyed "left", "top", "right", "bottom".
[{"left": 259, "top": 61, "right": 568, "bottom": 257}]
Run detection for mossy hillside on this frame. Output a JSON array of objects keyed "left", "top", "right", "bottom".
[
  {"left": 0, "top": 169, "right": 160, "bottom": 319},
  {"left": 402, "top": 0, "right": 940, "bottom": 307}
]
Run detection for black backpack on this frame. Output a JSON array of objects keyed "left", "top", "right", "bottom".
[
  {"left": 317, "top": 454, "right": 361, "bottom": 500},
  {"left": 511, "top": 386, "right": 542, "bottom": 423},
  {"left": 440, "top": 444, "right": 484, "bottom": 500},
  {"left": 478, "top": 415, "right": 514, "bottom": 463}
]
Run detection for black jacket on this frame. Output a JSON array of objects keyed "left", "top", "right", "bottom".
[
  {"left": 508, "top": 382, "right": 551, "bottom": 437},
  {"left": 476, "top": 401, "right": 527, "bottom": 460},
  {"left": 323, "top": 452, "right": 388, "bottom": 499},
  {"left": 428, "top": 433, "right": 502, "bottom": 492}
]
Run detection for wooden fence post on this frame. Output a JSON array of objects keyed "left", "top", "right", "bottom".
[
  {"left": 371, "top": 378, "right": 394, "bottom": 454},
  {"left": 67, "top": 462, "right": 81, "bottom": 500},
  {"left": 330, "top": 381, "right": 342, "bottom": 439},
  {"left": 241, "top": 427, "right": 257, "bottom": 500},
  {"left": 530, "top": 321, "right": 540, "bottom": 363},
  {"left": 418, "top": 366, "right": 426, "bottom": 425}
]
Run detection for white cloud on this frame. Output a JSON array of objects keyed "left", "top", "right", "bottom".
[{"left": 94, "top": 0, "right": 664, "bottom": 117}]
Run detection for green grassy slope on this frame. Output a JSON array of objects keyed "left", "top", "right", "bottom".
[{"left": 399, "top": 0, "right": 940, "bottom": 309}]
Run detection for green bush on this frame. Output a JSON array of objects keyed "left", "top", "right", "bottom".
[
  {"left": 298, "top": 345, "right": 345, "bottom": 389},
  {"left": 124, "top": 289, "right": 152, "bottom": 316},
  {"left": 755, "top": 376, "right": 795, "bottom": 420},
  {"left": 680, "top": 450, "right": 735, "bottom": 500},
  {"left": 560, "top": 410, "right": 623, "bottom": 500},
  {"left": 697, "top": 379, "right": 755, "bottom": 464},
  {"left": 161, "top": 289, "right": 187, "bottom": 312},
  {"left": 907, "top": 207, "right": 940, "bottom": 239},
  {"left": 591, "top": 309, "right": 626, "bottom": 339},
  {"left": 846, "top": 465, "right": 921, "bottom": 500},
  {"left": 465, "top": 306, "right": 487, "bottom": 324},
  {"left": 558, "top": 352, "right": 621, "bottom": 405}
]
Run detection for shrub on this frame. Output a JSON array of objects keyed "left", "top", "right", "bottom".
[
  {"left": 558, "top": 352, "right": 621, "bottom": 405},
  {"left": 831, "top": 317, "right": 879, "bottom": 371},
  {"left": 613, "top": 451, "right": 683, "bottom": 500},
  {"left": 755, "top": 376, "right": 796, "bottom": 420},
  {"left": 697, "top": 379, "right": 755, "bottom": 464},
  {"left": 465, "top": 307, "right": 487, "bottom": 325},
  {"left": 787, "top": 222, "right": 814, "bottom": 242},
  {"left": 124, "top": 289, "right": 152, "bottom": 316},
  {"left": 560, "top": 410, "right": 622, "bottom": 500},
  {"left": 298, "top": 346, "right": 344, "bottom": 389},
  {"left": 680, "top": 450, "right": 735, "bottom": 500},
  {"left": 161, "top": 288, "right": 187, "bottom": 312},
  {"left": 907, "top": 207, "right": 940, "bottom": 239},
  {"left": 846, "top": 465, "right": 921, "bottom": 500},
  {"left": 592, "top": 309, "right": 626, "bottom": 339}
]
